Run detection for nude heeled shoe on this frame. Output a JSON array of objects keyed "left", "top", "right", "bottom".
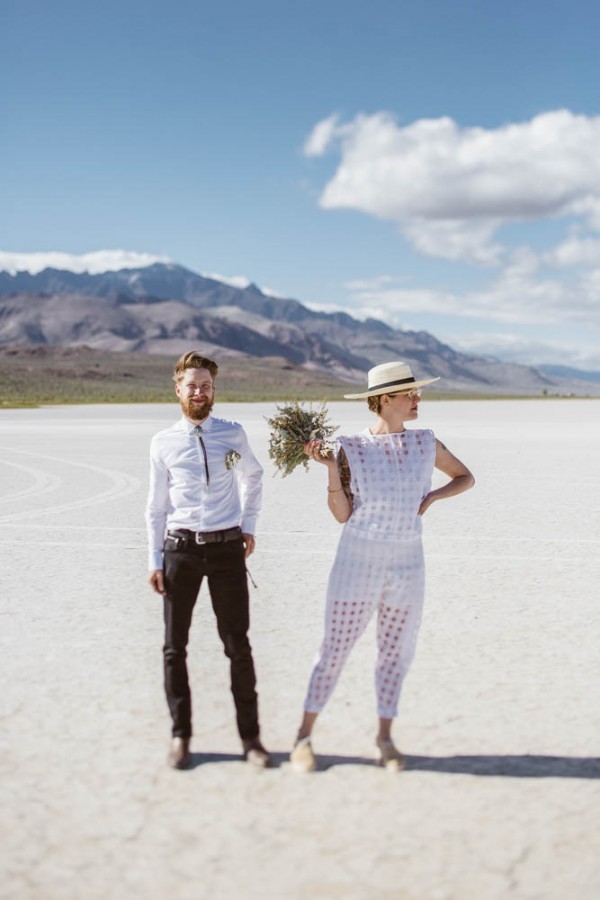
[
  {"left": 290, "top": 736, "right": 317, "bottom": 773},
  {"left": 376, "top": 737, "right": 405, "bottom": 771}
]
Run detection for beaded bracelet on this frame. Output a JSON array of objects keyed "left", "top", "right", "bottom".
[{"left": 327, "top": 487, "right": 344, "bottom": 494}]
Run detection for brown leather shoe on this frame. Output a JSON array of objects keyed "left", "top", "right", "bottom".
[
  {"left": 242, "top": 737, "right": 272, "bottom": 768},
  {"left": 167, "top": 737, "right": 191, "bottom": 770}
]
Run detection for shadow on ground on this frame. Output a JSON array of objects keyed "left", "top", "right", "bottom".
[
  {"left": 185, "top": 751, "right": 600, "bottom": 778},
  {"left": 404, "top": 754, "right": 600, "bottom": 779}
]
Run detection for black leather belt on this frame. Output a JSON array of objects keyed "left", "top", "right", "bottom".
[{"left": 167, "top": 527, "right": 242, "bottom": 546}]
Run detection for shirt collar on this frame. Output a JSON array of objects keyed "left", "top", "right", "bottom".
[{"left": 180, "top": 414, "right": 214, "bottom": 434}]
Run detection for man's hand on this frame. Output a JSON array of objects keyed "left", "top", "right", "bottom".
[
  {"left": 242, "top": 533, "right": 256, "bottom": 558},
  {"left": 149, "top": 569, "right": 166, "bottom": 595}
]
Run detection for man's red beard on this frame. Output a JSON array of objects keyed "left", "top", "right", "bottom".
[{"left": 180, "top": 396, "right": 214, "bottom": 420}]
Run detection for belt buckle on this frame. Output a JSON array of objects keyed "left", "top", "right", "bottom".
[{"left": 194, "top": 532, "right": 207, "bottom": 545}]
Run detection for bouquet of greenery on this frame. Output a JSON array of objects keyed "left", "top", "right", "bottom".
[{"left": 265, "top": 401, "right": 338, "bottom": 477}]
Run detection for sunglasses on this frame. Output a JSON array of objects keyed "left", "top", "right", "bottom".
[{"left": 393, "top": 388, "right": 422, "bottom": 400}]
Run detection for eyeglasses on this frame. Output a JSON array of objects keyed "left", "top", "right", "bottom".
[{"left": 184, "top": 383, "right": 214, "bottom": 394}]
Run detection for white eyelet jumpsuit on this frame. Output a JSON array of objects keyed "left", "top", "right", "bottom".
[{"left": 303, "top": 428, "right": 436, "bottom": 719}]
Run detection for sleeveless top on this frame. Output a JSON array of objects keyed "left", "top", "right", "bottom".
[{"left": 338, "top": 428, "right": 436, "bottom": 541}]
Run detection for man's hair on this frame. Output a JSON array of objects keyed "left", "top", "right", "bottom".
[{"left": 173, "top": 351, "right": 219, "bottom": 383}]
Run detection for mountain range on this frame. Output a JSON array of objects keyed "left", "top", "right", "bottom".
[{"left": 0, "top": 262, "right": 597, "bottom": 395}]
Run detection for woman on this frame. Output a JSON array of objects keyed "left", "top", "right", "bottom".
[{"left": 290, "top": 361, "right": 475, "bottom": 772}]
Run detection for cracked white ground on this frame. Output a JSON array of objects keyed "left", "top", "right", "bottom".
[{"left": 1, "top": 399, "right": 599, "bottom": 900}]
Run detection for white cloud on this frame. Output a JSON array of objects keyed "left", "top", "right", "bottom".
[
  {"left": 260, "top": 286, "right": 288, "bottom": 299},
  {"left": 202, "top": 272, "right": 252, "bottom": 290},
  {"left": 401, "top": 219, "right": 504, "bottom": 266},
  {"left": 544, "top": 235, "right": 600, "bottom": 267},
  {"left": 305, "top": 109, "right": 600, "bottom": 263},
  {"left": 303, "top": 299, "right": 368, "bottom": 317},
  {"left": 345, "top": 285, "right": 459, "bottom": 325},
  {"left": 346, "top": 265, "right": 600, "bottom": 328},
  {"left": 502, "top": 246, "right": 540, "bottom": 277},
  {"left": 579, "top": 267, "right": 600, "bottom": 295},
  {"left": 0, "top": 249, "right": 170, "bottom": 275},
  {"left": 0, "top": 250, "right": 289, "bottom": 301},
  {"left": 344, "top": 275, "right": 397, "bottom": 291},
  {"left": 448, "top": 331, "right": 600, "bottom": 371},
  {"left": 303, "top": 114, "right": 341, "bottom": 157},
  {"left": 202, "top": 274, "right": 290, "bottom": 299}
]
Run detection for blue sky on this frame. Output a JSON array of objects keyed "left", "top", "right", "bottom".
[{"left": 2, "top": 0, "right": 600, "bottom": 370}]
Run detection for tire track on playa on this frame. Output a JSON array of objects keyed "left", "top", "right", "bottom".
[
  {"left": 0, "top": 446, "right": 141, "bottom": 523},
  {"left": 0, "top": 459, "right": 63, "bottom": 505},
  {"left": 0, "top": 523, "right": 146, "bottom": 549}
]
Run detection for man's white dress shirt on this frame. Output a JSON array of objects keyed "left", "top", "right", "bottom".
[{"left": 145, "top": 414, "right": 263, "bottom": 571}]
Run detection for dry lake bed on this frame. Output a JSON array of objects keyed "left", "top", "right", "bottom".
[{"left": 1, "top": 399, "right": 599, "bottom": 899}]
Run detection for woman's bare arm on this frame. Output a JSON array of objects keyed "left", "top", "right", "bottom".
[
  {"left": 304, "top": 440, "right": 353, "bottom": 523},
  {"left": 419, "top": 438, "right": 475, "bottom": 516}
]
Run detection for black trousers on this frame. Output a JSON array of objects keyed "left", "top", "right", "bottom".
[{"left": 162, "top": 536, "right": 259, "bottom": 740}]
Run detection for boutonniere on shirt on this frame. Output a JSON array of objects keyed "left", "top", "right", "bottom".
[{"left": 225, "top": 449, "right": 242, "bottom": 469}]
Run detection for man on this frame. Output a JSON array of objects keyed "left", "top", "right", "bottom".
[{"left": 146, "top": 350, "right": 270, "bottom": 770}]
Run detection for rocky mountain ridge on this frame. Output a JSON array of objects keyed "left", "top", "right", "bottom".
[{"left": 0, "top": 262, "right": 595, "bottom": 395}]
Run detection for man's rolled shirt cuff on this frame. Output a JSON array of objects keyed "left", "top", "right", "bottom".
[
  {"left": 149, "top": 550, "right": 164, "bottom": 571},
  {"left": 241, "top": 516, "right": 257, "bottom": 535}
]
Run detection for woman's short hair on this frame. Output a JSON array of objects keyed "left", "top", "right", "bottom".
[{"left": 367, "top": 394, "right": 383, "bottom": 413}]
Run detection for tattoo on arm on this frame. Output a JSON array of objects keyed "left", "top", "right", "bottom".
[{"left": 337, "top": 448, "right": 353, "bottom": 502}]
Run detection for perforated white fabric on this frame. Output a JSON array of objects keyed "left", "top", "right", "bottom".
[{"left": 304, "top": 428, "right": 435, "bottom": 719}]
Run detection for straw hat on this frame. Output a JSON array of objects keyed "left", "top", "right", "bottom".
[{"left": 343, "top": 361, "right": 440, "bottom": 400}]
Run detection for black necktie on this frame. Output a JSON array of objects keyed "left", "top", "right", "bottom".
[{"left": 193, "top": 425, "right": 210, "bottom": 485}]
